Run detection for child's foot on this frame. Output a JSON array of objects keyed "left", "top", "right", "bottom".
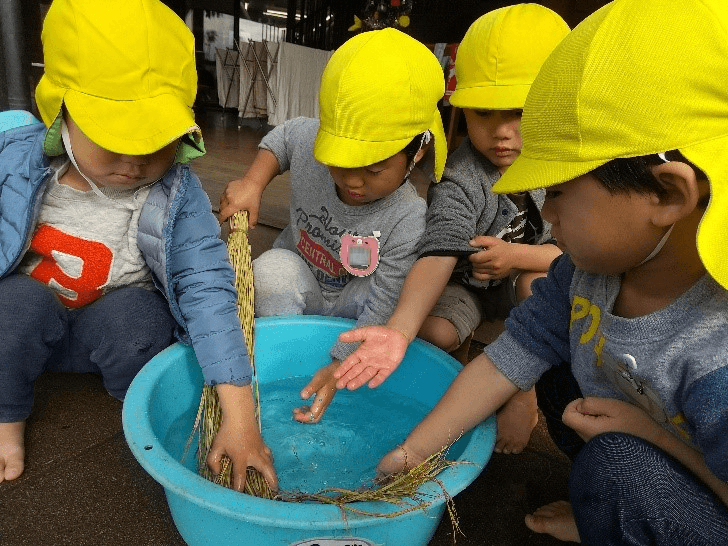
[
  {"left": 524, "top": 500, "right": 581, "bottom": 543},
  {"left": 0, "top": 421, "right": 26, "bottom": 482},
  {"left": 495, "top": 387, "right": 538, "bottom": 454}
]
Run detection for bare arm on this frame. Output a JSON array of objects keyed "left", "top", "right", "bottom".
[
  {"left": 335, "top": 255, "right": 457, "bottom": 389},
  {"left": 219, "top": 148, "right": 281, "bottom": 225},
  {"left": 379, "top": 352, "right": 519, "bottom": 473},
  {"left": 505, "top": 242, "right": 562, "bottom": 273},
  {"left": 387, "top": 255, "right": 458, "bottom": 340}
]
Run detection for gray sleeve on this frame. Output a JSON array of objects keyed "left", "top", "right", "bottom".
[
  {"left": 418, "top": 141, "right": 492, "bottom": 258},
  {"left": 485, "top": 254, "right": 574, "bottom": 389},
  {"left": 258, "top": 117, "right": 316, "bottom": 174},
  {"left": 418, "top": 174, "right": 484, "bottom": 257}
]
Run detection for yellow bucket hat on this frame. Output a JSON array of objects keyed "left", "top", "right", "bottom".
[
  {"left": 35, "top": 0, "right": 203, "bottom": 160},
  {"left": 314, "top": 28, "right": 447, "bottom": 181},
  {"left": 449, "top": 4, "right": 569, "bottom": 110},
  {"left": 493, "top": 0, "right": 728, "bottom": 288}
]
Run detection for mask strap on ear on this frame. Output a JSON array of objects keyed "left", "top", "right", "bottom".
[
  {"left": 635, "top": 151, "right": 674, "bottom": 266},
  {"left": 403, "top": 131, "right": 431, "bottom": 181},
  {"left": 637, "top": 224, "right": 674, "bottom": 266}
]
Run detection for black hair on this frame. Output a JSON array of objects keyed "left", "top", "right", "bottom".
[{"left": 592, "top": 150, "right": 709, "bottom": 207}]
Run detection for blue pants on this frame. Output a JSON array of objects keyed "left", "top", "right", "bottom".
[
  {"left": 0, "top": 274, "right": 176, "bottom": 422},
  {"left": 536, "top": 363, "right": 728, "bottom": 545}
]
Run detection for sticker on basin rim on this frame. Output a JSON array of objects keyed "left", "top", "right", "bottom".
[{"left": 290, "top": 539, "right": 379, "bottom": 546}]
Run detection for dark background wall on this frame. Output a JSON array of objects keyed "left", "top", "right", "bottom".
[{"left": 1, "top": 0, "right": 611, "bottom": 114}]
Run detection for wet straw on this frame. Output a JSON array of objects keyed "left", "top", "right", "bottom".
[
  {"left": 189, "top": 211, "right": 273, "bottom": 498},
  {"left": 183, "top": 211, "right": 464, "bottom": 541}
]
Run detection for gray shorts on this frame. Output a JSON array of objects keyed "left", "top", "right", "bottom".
[{"left": 430, "top": 280, "right": 515, "bottom": 344}]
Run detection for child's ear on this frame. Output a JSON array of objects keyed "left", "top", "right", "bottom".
[
  {"left": 649, "top": 161, "right": 700, "bottom": 227},
  {"left": 412, "top": 142, "right": 430, "bottom": 164}
]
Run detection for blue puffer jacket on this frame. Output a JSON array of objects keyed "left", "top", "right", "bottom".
[{"left": 0, "top": 121, "right": 251, "bottom": 386}]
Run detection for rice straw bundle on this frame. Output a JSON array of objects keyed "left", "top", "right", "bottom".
[
  {"left": 278, "top": 445, "right": 464, "bottom": 520},
  {"left": 182, "top": 213, "right": 465, "bottom": 540},
  {"left": 192, "top": 211, "right": 273, "bottom": 499}
]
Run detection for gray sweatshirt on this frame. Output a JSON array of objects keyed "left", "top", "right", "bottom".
[
  {"left": 486, "top": 254, "right": 728, "bottom": 481},
  {"left": 419, "top": 138, "right": 551, "bottom": 291},
  {"left": 259, "top": 117, "right": 427, "bottom": 360}
]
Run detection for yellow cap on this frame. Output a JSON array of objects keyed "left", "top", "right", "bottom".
[
  {"left": 449, "top": 4, "right": 569, "bottom": 110},
  {"left": 494, "top": 0, "right": 728, "bottom": 289},
  {"left": 314, "top": 28, "right": 447, "bottom": 181},
  {"left": 35, "top": 0, "right": 201, "bottom": 156}
]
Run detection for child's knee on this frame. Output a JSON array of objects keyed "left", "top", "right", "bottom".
[
  {"left": 569, "top": 433, "right": 651, "bottom": 499},
  {"left": 0, "top": 275, "right": 63, "bottom": 325},
  {"left": 419, "top": 315, "right": 461, "bottom": 351},
  {"left": 512, "top": 270, "right": 546, "bottom": 303},
  {"left": 254, "top": 249, "right": 303, "bottom": 294},
  {"left": 253, "top": 248, "right": 321, "bottom": 315}
]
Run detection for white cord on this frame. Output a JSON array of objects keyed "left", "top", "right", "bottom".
[{"left": 60, "top": 120, "right": 164, "bottom": 210}]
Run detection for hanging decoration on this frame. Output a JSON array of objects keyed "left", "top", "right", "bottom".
[{"left": 349, "top": 0, "right": 414, "bottom": 32}]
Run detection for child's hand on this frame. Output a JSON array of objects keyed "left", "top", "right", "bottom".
[
  {"left": 219, "top": 149, "right": 280, "bottom": 224},
  {"left": 293, "top": 361, "right": 339, "bottom": 424},
  {"left": 335, "top": 326, "right": 410, "bottom": 390},
  {"left": 376, "top": 442, "right": 426, "bottom": 477},
  {"left": 207, "top": 384, "right": 278, "bottom": 492},
  {"left": 468, "top": 236, "right": 514, "bottom": 280},
  {"left": 562, "top": 397, "right": 659, "bottom": 443},
  {"left": 219, "top": 175, "right": 264, "bottom": 225}
]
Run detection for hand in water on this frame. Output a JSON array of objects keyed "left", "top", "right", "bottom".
[
  {"left": 376, "top": 442, "right": 426, "bottom": 477},
  {"left": 206, "top": 412, "right": 278, "bottom": 492},
  {"left": 334, "top": 326, "right": 410, "bottom": 390},
  {"left": 293, "top": 361, "right": 339, "bottom": 424}
]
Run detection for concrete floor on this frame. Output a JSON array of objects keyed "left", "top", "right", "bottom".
[{"left": 0, "top": 108, "right": 572, "bottom": 546}]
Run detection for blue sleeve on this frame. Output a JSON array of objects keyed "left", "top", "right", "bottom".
[
  {"left": 168, "top": 174, "right": 252, "bottom": 386},
  {"left": 485, "top": 254, "right": 574, "bottom": 389},
  {"left": 684, "top": 366, "right": 728, "bottom": 482}
]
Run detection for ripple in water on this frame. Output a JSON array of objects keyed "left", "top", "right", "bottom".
[{"left": 259, "top": 377, "right": 430, "bottom": 494}]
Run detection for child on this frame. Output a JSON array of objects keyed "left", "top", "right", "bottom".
[
  {"left": 0, "top": 0, "right": 277, "bottom": 492},
  {"left": 377, "top": 0, "right": 728, "bottom": 542},
  {"left": 218, "top": 28, "right": 447, "bottom": 424},
  {"left": 333, "top": 4, "right": 567, "bottom": 454}
]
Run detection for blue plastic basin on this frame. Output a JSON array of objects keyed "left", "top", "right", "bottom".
[{"left": 123, "top": 316, "right": 495, "bottom": 546}]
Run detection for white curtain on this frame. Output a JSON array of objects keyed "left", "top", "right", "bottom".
[{"left": 267, "top": 42, "right": 333, "bottom": 126}]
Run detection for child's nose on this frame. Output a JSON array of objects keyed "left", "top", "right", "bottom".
[
  {"left": 120, "top": 155, "right": 151, "bottom": 167},
  {"left": 342, "top": 171, "right": 364, "bottom": 188},
  {"left": 493, "top": 123, "right": 513, "bottom": 139}
]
